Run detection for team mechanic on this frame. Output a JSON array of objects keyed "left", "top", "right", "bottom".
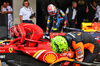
[
  {"left": 46, "top": 4, "right": 68, "bottom": 34},
  {"left": 19, "top": 0, "right": 35, "bottom": 24},
  {"left": 10, "top": 23, "right": 43, "bottom": 47},
  {"left": 51, "top": 31, "right": 99, "bottom": 66}
]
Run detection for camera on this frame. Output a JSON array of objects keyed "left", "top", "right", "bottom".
[{"left": 29, "top": 13, "right": 35, "bottom": 19}]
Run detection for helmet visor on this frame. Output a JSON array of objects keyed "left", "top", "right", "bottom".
[{"left": 49, "top": 11, "right": 54, "bottom": 16}]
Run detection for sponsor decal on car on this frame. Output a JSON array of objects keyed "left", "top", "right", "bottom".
[
  {"left": 43, "top": 52, "right": 58, "bottom": 64},
  {"left": 9, "top": 48, "right": 13, "bottom": 53}
]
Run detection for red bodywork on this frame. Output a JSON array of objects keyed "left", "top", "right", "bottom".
[
  {"left": 0, "top": 33, "right": 71, "bottom": 66},
  {"left": 0, "top": 32, "right": 100, "bottom": 66}
]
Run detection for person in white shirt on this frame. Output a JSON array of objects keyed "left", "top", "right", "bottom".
[
  {"left": 65, "top": 1, "right": 77, "bottom": 28},
  {"left": 93, "top": 4, "right": 100, "bottom": 22},
  {"left": 19, "top": 0, "right": 35, "bottom": 24},
  {"left": 7, "top": 2, "right": 13, "bottom": 12},
  {"left": 1, "top": 2, "right": 13, "bottom": 14},
  {"left": 1, "top": 2, "right": 13, "bottom": 39},
  {"left": 1, "top": 2, "right": 8, "bottom": 14}
]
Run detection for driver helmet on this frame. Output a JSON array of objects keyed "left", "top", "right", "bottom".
[
  {"left": 47, "top": 4, "right": 57, "bottom": 16},
  {"left": 10, "top": 26, "right": 20, "bottom": 38},
  {"left": 51, "top": 36, "right": 69, "bottom": 53}
]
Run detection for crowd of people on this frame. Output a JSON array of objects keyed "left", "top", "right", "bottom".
[
  {"left": 46, "top": 1, "right": 78, "bottom": 35},
  {"left": 1, "top": 0, "right": 100, "bottom": 37},
  {"left": 46, "top": 1, "right": 100, "bottom": 34},
  {"left": 0, "top": 0, "right": 100, "bottom": 66}
]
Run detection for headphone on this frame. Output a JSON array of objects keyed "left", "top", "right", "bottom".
[{"left": 22, "top": 0, "right": 30, "bottom": 6}]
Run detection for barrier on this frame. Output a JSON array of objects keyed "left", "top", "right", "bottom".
[{"left": 0, "top": 13, "right": 8, "bottom": 39}]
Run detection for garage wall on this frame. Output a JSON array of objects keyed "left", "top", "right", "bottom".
[{"left": 13, "top": 0, "right": 36, "bottom": 25}]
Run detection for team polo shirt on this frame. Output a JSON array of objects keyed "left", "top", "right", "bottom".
[{"left": 19, "top": 6, "right": 34, "bottom": 20}]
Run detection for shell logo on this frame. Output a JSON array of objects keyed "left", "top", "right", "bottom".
[{"left": 44, "top": 53, "right": 57, "bottom": 64}]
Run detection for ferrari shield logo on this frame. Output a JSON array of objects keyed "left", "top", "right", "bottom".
[{"left": 9, "top": 48, "right": 13, "bottom": 53}]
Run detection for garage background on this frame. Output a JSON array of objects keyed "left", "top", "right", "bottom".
[{"left": 36, "top": 0, "right": 100, "bottom": 31}]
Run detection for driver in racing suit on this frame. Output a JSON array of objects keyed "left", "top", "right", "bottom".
[
  {"left": 46, "top": 4, "right": 68, "bottom": 34},
  {"left": 10, "top": 23, "right": 43, "bottom": 47},
  {"left": 51, "top": 31, "right": 99, "bottom": 66}
]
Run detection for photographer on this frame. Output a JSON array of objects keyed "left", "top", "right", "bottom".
[{"left": 19, "top": 0, "right": 35, "bottom": 24}]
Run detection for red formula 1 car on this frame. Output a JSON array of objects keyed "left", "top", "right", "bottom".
[
  {"left": 0, "top": 32, "right": 73, "bottom": 66},
  {"left": 0, "top": 28, "right": 100, "bottom": 66}
]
